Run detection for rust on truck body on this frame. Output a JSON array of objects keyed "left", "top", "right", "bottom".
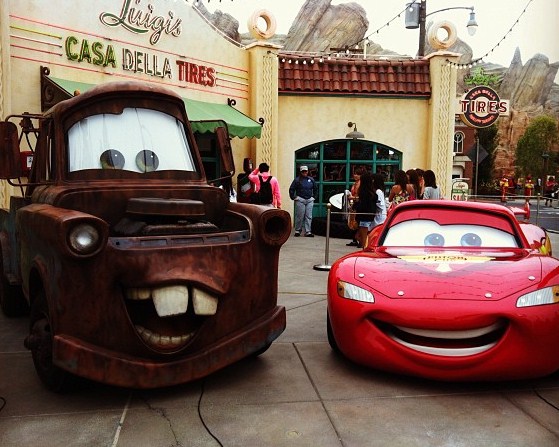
[{"left": 0, "top": 81, "right": 290, "bottom": 391}]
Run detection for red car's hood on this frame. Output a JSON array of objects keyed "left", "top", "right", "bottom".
[{"left": 354, "top": 248, "right": 541, "bottom": 300}]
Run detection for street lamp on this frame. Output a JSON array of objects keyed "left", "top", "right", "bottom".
[{"left": 405, "top": 0, "right": 478, "bottom": 57}]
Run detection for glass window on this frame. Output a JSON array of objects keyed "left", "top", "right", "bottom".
[
  {"left": 67, "top": 108, "right": 196, "bottom": 173},
  {"left": 349, "top": 141, "right": 374, "bottom": 160},
  {"left": 196, "top": 133, "right": 219, "bottom": 182},
  {"left": 454, "top": 131, "right": 465, "bottom": 154},
  {"left": 375, "top": 164, "right": 398, "bottom": 184},
  {"left": 297, "top": 144, "right": 320, "bottom": 160},
  {"left": 295, "top": 139, "right": 402, "bottom": 218},
  {"left": 323, "top": 163, "right": 347, "bottom": 181},
  {"left": 376, "top": 145, "right": 400, "bottom": 161},
  {"left": 323, "top": 141, "right": 347, "bottom": 160}
]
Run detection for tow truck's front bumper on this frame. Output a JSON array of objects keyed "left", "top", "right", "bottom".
[{"left": 53, "top": 306, "right": 286, "bottom": 388}]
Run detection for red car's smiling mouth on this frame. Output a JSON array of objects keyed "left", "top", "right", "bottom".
[{"left": 376, "top": 320, "right": 508, "bottom": 357}]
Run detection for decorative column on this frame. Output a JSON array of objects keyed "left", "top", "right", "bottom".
[
  {"left": 245, "top": 10, "right": 281, "bottom": 174},
  {"left": 426, "top": 51, "right": 461, "bottom": 198}
]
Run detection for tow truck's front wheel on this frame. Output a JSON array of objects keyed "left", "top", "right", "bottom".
[{"left": 27, "top": 290, "right": 73, "bottom": 393}]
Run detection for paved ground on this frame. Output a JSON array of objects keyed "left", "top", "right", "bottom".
[{"left": 1, "top": 233, "right": 559, "bottom": 446}]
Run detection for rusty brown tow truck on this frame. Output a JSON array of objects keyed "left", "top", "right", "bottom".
[{"left": 0, "top": 81, "right": 291, "bottom": 391}]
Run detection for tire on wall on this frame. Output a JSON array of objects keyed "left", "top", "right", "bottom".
[
  {"left": 427, "top": 20, "right": 458, "bottom": 50},
  {"left": 247, "top": 9, "right": 277, "bottom": 40}
]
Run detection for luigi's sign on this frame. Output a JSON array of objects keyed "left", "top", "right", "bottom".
[{"left": 458, "top": 86, "right": 510, "bottom": 128}]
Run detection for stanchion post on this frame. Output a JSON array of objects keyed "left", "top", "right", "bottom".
[
  {"left": 536, "top": 193, "right": 540, "bottom": 225},
  {"left": 313, "top": 203, "right": 332, "bottom": 271}
]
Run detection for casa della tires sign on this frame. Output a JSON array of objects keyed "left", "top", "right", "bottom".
[{"left": 458, "top": 85, "right": 510, "bottom": 128}]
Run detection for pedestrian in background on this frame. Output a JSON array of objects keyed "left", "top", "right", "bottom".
[
  {"left": 545, "top": 175, "right": 556, "bottom": 207},
  {"left": 346, "top": 167, "right": 364, "bottom": 246},
  {"left": 372, "top": 173, "right": 387, "bottom": 227},
  {"left": 415, "top": 168, "right": 425, "bottom": 199},
  {"left": 353, "top": 172, "right": 377, "bottom": 248},
  {"left": 406, "top": 169, "right": 421, "bottom": 200},
  {"left": 388, "top": 169, "right": 415, "bottom": 211},
  {"left": 422, "top": 169, "right": 441, "bottom": 200},
  {"left": 289, "top": 165, "right": 317, "bottom": 237},
  {"left": 248, "top": 162, "right": 281, "bottom": 208}
]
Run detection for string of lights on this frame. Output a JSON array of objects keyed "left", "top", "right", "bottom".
[{"left": 446, "top": 0, "right": 534, "bottom": 70}]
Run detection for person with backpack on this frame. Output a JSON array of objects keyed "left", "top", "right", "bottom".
[
  {"left": 248, "top": 162, "right": 281, "bottom": 208},
  {"left": 289, "top": 165, "right": 317, "bottom": 237}
]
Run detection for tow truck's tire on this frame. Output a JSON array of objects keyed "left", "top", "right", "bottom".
[
  {"left": 28, "top": 290, "right": 74, "bottom": 393},
  {"left": 250, "top": 341, "right": 272, "bottom": 358},
  {"left": 0, "top": 257, "right": 28, "bottom": 317}
]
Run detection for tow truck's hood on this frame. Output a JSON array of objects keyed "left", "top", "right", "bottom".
[{"left": 354, "top": 248, "right": 541, "bottom": 301}]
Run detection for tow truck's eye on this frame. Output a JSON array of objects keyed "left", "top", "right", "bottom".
[
  {"left": 68, "top": 223, "right": 102, "bottom": 255},
  {"left": 461, "top": 232, "right": 482, "bottom": 246},
  {"left": 100, "top": 149, "right": 125, "bottom": 169},
  {"left": 424, "top": 233, "right": 444, "bottom": 246},
  {"left": 136, "top": 150, "right": 159, "bottom": 172}
]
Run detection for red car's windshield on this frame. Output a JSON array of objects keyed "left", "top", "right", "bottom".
[{"left": 382, "top": 208, "right": 520, "bottom": 248}]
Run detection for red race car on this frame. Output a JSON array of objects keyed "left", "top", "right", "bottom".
[{"left": 327, "top": 200, "right": 559, "bottom": 381}]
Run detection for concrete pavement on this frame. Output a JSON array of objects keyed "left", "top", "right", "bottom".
[{"left": 1, "top": 234, "right": 558, "bottom": 446}]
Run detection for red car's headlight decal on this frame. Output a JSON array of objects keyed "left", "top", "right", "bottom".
[
  {"left": 516, "top": 286, "right": 559, "bottom": 307},
  {"left": 337, "top": 280, "right": 374, "bottom": 303}
]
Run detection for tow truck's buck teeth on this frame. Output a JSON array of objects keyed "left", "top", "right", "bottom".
[
  {"left": 126, "top": 285, "right": 218, "bottom": 317},
  {"left": 135, "top": 325, "right": 194, "bottom": 348}
]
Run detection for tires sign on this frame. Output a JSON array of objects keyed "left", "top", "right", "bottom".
[{"left": 458, "top": 86, "right": 509, "bottom": 128}]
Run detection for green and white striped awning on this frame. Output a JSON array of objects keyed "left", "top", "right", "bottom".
[{"left": 44, "top": 76, "right": 262, "bottom": 139}]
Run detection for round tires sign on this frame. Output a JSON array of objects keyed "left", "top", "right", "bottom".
[{"left": 459, "top": 86, "right": 509, "bottom": 128}]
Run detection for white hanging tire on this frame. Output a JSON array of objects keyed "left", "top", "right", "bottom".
[
  {"left": 247, "top": 9, "right": 277, "bottom": 40},
  {"left": 428, "top": 20, "right": 458, "bottom": 50}
]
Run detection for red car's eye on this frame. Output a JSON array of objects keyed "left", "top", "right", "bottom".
[
  {"left": 461, "top": 233, "right": 482, "bottom": 246},
  {"left": 424, "top": 233, "right": 444, "bottom": 246}
]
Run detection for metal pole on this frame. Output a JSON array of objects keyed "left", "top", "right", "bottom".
[
  {"left": 474, "top": 130, "right": 479, "bottom": 197},
  {"left": 536, "top": 194, "right": 540, "bottom": 226},
  {"left": 418, "top": 0, "right": 427, "bottom": 57},
  {"left": 313, "top": 203, "right": 332, "bottom": 271}
]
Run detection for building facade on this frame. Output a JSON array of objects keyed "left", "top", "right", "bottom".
[{"left": 0, "top": 1, "right": 461, "bottom": 218}]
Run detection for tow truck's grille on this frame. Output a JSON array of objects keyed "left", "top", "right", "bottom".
[{"left": 109, "top": 230, "right": 250, "bottom": 248}]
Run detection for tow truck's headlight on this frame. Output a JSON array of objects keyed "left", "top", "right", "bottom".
[
  {"left": 516, "top": 286, "right": 559, "bottom": 307},
  {"left": 68, "top": 223, "right": 101, "bottom": 255},
  {"left": 337, "top": 280, "right": 375, "bottom": 303}
]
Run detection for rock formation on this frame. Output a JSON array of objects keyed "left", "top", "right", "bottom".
[{"left": 283, "top": 0, "right": 368, "bottom": 52}]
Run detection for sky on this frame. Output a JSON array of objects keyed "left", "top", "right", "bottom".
[{"left": 201, "top": 0, "right": 559, "bottom": 70}]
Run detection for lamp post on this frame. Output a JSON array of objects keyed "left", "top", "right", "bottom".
[{"left": 405, "top": 0, "right": 478, "bottom": 57}]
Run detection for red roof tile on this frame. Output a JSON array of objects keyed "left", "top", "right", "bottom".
[{"left": 278, "top": 55, "right": 431, "bottom": 97}]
